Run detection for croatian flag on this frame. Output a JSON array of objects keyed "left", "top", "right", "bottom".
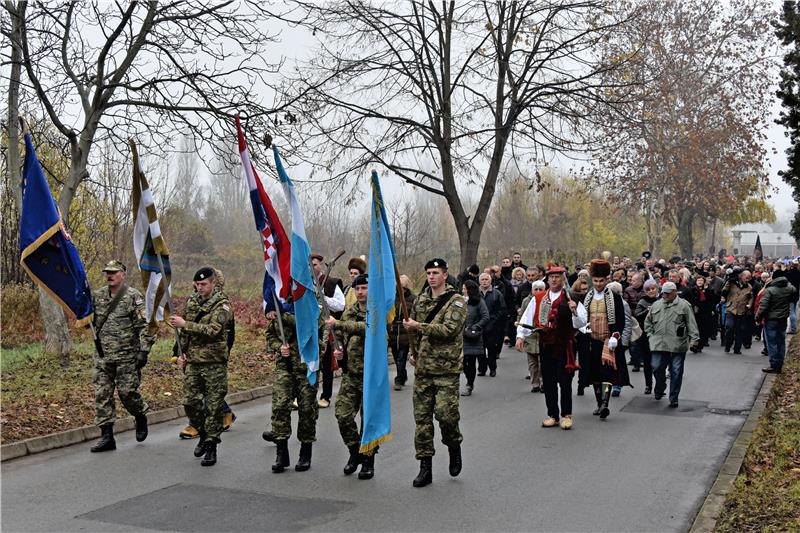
[
  {"left": 274, "top": 145, "right": 320, "bottom": 384},
  {"left": 236, "top": 117, "right": 291, "bottom": 312}
]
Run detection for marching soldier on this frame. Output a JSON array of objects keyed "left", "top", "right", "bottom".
[
  {"left": 326, "top": 273, "right": 376, "bottom": 480},
  {"left": 265, "top": 306, "right": 322, "bottom": 473},
  {"left": 403, "top": 258, "right": 467, "bottom": 487},
  {"left": 90, "top": 260, "right": 154, "bottom": 453},
  {"left": 168, "top": 267, "right": 232, "bottom": 467}
]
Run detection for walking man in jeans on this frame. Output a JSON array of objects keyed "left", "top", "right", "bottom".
[
  {"left": 644, "top": 282, "right": 699, "bottom": 408},
  {"left": 755, "top": 274, "right": 797, "bottom": 374}
]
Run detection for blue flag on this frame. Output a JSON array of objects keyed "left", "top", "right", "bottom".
[
  {"left": 19, "top": 132, "right": 93, "bottom": 326},
  {"left": 274, "top": 146, "right": 319, "bottom": 385},
  {"left": 361, "top": 171, "right": 396, "bottom": 453}
]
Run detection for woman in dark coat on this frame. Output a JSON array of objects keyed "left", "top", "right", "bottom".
[
  {"left": 633, "top": 279, "right": 660, "bottom": 394},
  {"left": 689, "top": 276, "right": 716, "bottom": 353},
  {"left": 461, "top": 280, "right": 489, "bottom": 397}
]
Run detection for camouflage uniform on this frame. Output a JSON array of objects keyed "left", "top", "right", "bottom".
[
  {"left": 410, "top": 284, "right": 467, "bottom": 459},
  {"left": 332, "top": 302, "right": 371, "bottom": 451},
  {"left": 266, "top": 313, "right": 322, "bottom": 443},
  {"left": 92, "top": 285, "right": 154, "bottom": 427},
  {"left": 179, "top": 287, "right": 232, "bottom": 444}
]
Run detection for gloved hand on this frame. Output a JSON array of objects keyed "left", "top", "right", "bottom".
[{"left": 136, "top": 351, "right": 149, "bottom": 369}]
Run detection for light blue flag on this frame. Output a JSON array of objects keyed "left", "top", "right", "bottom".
[
  {"left": 274, "top": 146, "right": 319, "bottom": 385},
  {"left": 361, "top": 171, "right": 396, "bottom": 453}
]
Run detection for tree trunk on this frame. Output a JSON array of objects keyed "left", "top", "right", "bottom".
[
  {"left": 38, "top": 287, "right": 73, "bottom": 367},
  {"left": 676, "top": 209, "right": 696, "bottom": 259},
  {"left": 650, "top": 196, "right": 665, "bottom": 259},
  {"left": 6, "top": 0, "right": 23, "bottom": 206}
]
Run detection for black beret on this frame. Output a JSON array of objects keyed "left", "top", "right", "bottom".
[
  {"left": 354, "top": 273, "right": 369, "bottom": 286},
  {"left": 468, "top": 263, "right": 480, "bottom": 275},
  {"left": 425, "top": 258, "right": 448, "bottom": 270},
  {"left": 193, "top": 267, "right": 215, "bottom": 282}
]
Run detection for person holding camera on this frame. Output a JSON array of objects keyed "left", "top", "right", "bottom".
[
  {"left": 721, "top": 269, "right": 754, "bottom": 354},
  {"left": 644, "top": 282, "right": 699, "bottom": 408},
  {"left": 461, "top": 280, "right": 490, "bottom": 396}
]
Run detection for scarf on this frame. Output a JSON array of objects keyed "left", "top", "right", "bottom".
[
  {"left": 583, "top": 287, "right": 617, "bottom": 326},
  {"left": 536, "top": 290, "right": 580, "bottom": 373}
]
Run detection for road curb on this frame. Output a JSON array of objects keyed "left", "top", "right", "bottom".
[
  {"left": 688, "top": 371, "right": 777, "bottom": 533},
  {"left": 1, "top": 385, "right": 272, "bottom": 463}
]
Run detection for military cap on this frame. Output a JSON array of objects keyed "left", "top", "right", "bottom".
[
  {"left": 424, "top": 258, "right": 448, "bottom": 270},
  {"left": 354, "top": 273, "right": 369, "bottom": 286},
  {"left": 102, "top": 260, "right": 126, "bottom": 272},
  {"left": 193, "top": 266, "right": 215, "bottom": 282}
]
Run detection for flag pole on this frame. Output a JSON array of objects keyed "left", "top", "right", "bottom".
[{"left": 271, "top": 290, "right": 287, "bottom": 346}]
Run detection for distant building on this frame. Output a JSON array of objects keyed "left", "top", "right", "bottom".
[{"left": 730, "top": 224, "right": 798, "bottom": 257}]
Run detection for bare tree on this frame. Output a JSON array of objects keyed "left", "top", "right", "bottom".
[
  {"left": 3, "top": 1, "right": 291, "bottom": 354},
  {"left": 276, "top": 0, "right": 635, "bottom": 269}
]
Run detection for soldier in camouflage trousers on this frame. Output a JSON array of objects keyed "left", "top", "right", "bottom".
[
  {"left": 327, "top": 273, "right": 376, "bottom": 479},
  {"left": 265, "top": 309, "right": 324, "bottom": 473},
  {"left": 403, "top": 258, "right": 467, "bottom": 487},
  {"left": 90, "top": 260, "right": 154, "bottom": 453},
  {"left": 169, "top": 267, "right": 232, "bottom": 467}
]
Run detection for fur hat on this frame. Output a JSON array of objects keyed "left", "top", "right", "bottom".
[
  {"left": 347, "top": 256, "right": 367, "bottom": 274},
  {"left": 589, "top": 259, "right": 611, "bottom": 278}
]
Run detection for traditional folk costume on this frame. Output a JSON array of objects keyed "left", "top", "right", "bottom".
[
  {"left": 517, "top": 266, "right": 586, "bottom": 429},
  {"left": 582, "top": 259, "right": 631, "bottom": 420}
]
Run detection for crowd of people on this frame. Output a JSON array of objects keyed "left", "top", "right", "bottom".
[{"left": 85, "top": 249, "right": 798, "bottom": 486}]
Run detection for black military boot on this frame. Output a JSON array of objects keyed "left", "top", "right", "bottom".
[
  {"left": 343, "top": 444, "right": 362, "bottom": 476},
  {"left": 200, "top": 442, "right": 217, "bottom": 467},
  {"left": 448, "top": 445, "right": 462, "bottom": 477},
  {"left": 592, "top": 384, "right": 603, "bottom": 416},
  {"left": 90, "top": 424, "right": 116, "bottom": 452},
  {"left": 135, "top": 414, "right": 148, "bottom": 442},
  {"left": 295, "top": 442, "right": 312, "bottom": 472},
  {"left": 358, "top": 453, "right": 375, "bottom": 480},
  {"left": 262, "top": 430, "right": 275, "bottom": 443},
  {"left": 272, "top": 439, "right": 290, "bottom": 473},
  {"left": 193, "top": 432, "right": 208, "bottom": 457},
  {"left": 599, "top": 383, "right": 612, "bottom": 419},
  {"left": 412, "top": 457, "right": 433, "bottom": 487}
]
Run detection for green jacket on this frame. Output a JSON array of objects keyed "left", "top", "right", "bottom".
[
  {"left": 179, "top": 289, "right": 232, "bottom": 364},
  {"left": 265, "top": 312, "right": 327, "bottom": 372},
  {"left": 644, "top": 296, "right": 699, "bottom": 353},
  {"left": 92, "top": 285, "right": 154, "bottom": 361},
  {"left": 755, "top": 277, "right": 797, "bottom": 322},
  {"left": 410, "top": 284, "right": 467, "bottom": 376},
  {"left": 334, "top": 302, "right": 367, "bottom": 377}
]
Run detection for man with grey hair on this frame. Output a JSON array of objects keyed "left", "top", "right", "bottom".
[{"left": 645, "top": 282, "right": 699, "bottom": 408}]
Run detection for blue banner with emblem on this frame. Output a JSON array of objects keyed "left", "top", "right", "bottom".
[
  {"left": 19, "top": 132, "right": 93, "bottom": 326},
  {"left": 360, "top": 171, "right": 396, "bottom": 453}
]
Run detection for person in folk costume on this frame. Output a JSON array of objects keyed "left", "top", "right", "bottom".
[
  {"left": 516, "top": 265, "right": 586, "bottom": 430},
  {"left": 581, "top": 259, "right": 632, "bottom": 420}
]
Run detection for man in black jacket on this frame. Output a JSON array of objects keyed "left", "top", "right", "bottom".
[
  {"left": 756, "top": 275, "right": 797, "bottom": 373},
  {"left": 479, "top": 272, "right": 506, "bottom": 377}
]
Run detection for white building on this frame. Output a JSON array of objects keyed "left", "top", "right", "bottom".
[{"left": 730, "top": 224, "right": 798, "bottom": 257}]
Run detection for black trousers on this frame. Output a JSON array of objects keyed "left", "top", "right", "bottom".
[
  {"left": 724, "top": 314, "right": 747, "bottom": 353},
  {"left": 479, "top": 331, "right": 501, "bottom": 373},
  {"left": 320, "top": 344, "right": 334, "bottom": 401},
  {"left": 390, "top": 343, "right": 408, "bottom": 385},
  {"left": 539, "top": 345, "right": 573, "bottom": 419},
  {"left": 464, "top": 353, "right": 478, "bottom": 386}
]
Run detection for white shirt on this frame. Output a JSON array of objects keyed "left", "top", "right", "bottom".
[
  {"left": 324, "top": 284, "right": 346, "bottom": 313},
  {"left": 516, "top": 290, "right": 587, "bottom": 339}
]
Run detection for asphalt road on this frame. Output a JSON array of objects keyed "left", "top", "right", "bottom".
[{"left": 2, "top": 340, "right": 770, "bottom": 533}]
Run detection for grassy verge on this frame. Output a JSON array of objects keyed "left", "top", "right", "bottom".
[
  {"left": 1, "top": 325, "right": 273, "bottom": 444},
  {"left": 714, "top": 334, "right": 800, "bottom": 532}
]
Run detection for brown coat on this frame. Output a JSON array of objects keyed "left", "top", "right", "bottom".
[{"left": 722, "top": 281, "right": 753, "bottom": 316}]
